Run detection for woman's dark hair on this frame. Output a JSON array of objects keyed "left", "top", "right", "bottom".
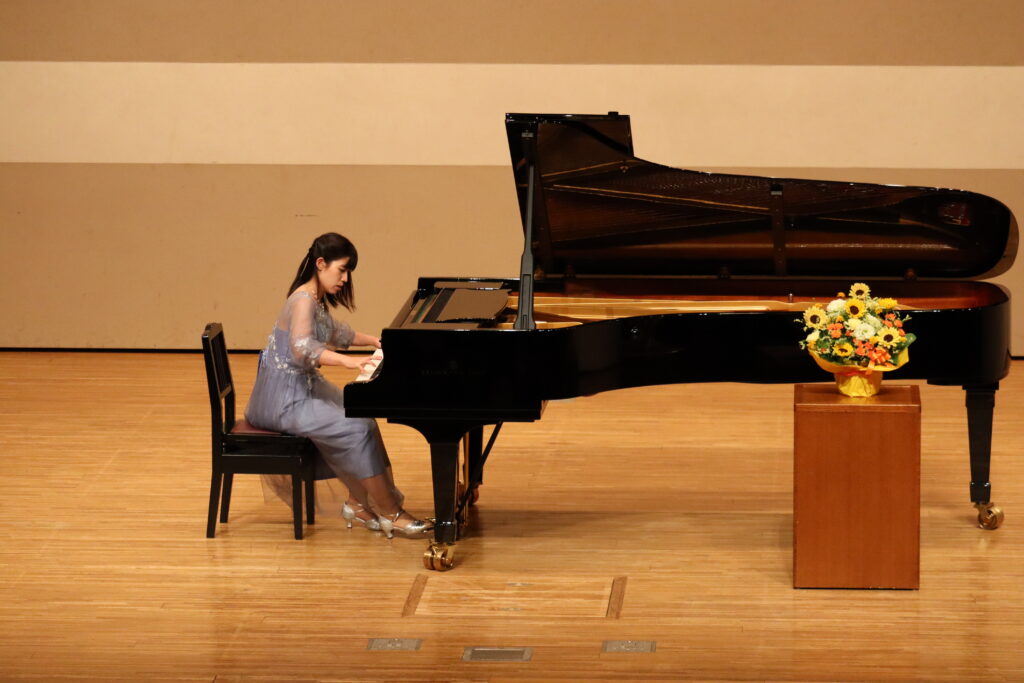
[{"left": 287, "top": 232, "right": 358, "bottom": 311}]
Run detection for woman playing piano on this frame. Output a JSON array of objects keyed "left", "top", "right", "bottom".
[{"left": 245, "top": 232, "right": 432, "bottom": 538}]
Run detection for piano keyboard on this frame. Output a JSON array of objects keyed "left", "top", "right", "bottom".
[{"left": 355, "top": 348, "right": 384, "bottom": 382}]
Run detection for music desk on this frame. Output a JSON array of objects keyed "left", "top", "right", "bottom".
[{"left": 793, "top": 384, "right": 921, "bottom": 589}]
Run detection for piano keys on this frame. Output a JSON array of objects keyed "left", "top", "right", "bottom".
[
  {"left": 345, "top": 112, "right": 1017, "bottom": 571},
  {"left": 355, "top": 348, "right": 383, "bottom": 383}
]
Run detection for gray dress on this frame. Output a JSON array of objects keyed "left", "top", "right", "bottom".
[{"left": 246, "top": 290, "right": 400, "bottom": 509}]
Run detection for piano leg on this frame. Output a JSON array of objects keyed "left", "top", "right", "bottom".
[
  {"left": 429, "top": 436, "right": 461, "bottom": 547},
  {"left": 466, "top": 427, "right": 484, "bottom": 506},
  {"left": 965, "top": 383, "right": 1004, "bottom": 530},
  {"left": 394, "top": 420, "right": 477, "bottom": 570}
]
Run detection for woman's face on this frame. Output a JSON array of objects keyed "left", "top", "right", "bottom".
[{"left": 316, "top": 257, "right": 350, "bottom": 294}]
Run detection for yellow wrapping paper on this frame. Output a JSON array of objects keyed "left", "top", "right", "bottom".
[{"left": 809, "top": 348, "right": 910, "bottom": 397}]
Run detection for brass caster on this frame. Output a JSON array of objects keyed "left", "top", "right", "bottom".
[
  {"left": 423, "top": 543, "right": 455, "bottom": 571},
  {"left": 976, "top": 503, "right": 1004, "bottom": 530},
  {"left": 468, "top": 487, "right": 480, "bottom": 506}
]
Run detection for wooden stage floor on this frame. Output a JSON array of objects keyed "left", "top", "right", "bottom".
[{"left": 1, "top": 352, "right": 1022, "bottom": 681}]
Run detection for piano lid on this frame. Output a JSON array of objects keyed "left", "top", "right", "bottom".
[{"left": 506, "top": 113, "right": 1018, "bottom": 280}]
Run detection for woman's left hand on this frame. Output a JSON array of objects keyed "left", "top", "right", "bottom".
[{"left": 352, "top": 331, "right": 381, "bottom": 348}]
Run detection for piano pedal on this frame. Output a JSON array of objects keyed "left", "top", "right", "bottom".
[
  {"left": 975, "top": 502, "right": 1004, "bottom": 530},
  {"left": 424, "top": 542, "right": 455, "bottom": 571}
]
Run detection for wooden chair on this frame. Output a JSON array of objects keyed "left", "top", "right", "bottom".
[{"left": 203, "top": 322, "right": 316, "bottom": 539}]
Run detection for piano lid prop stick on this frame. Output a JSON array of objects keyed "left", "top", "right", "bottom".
[{"left": 514, "top": 131, "right": 537, "bottom": 331}]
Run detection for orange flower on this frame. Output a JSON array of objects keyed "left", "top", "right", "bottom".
[
  {"left": 868, "top": 347, "right": 892, "bottom": 364},
  {"left": 827, "top": 323, "right": 844, "bottom": 339}
]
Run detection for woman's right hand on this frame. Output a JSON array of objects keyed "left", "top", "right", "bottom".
[{"left": 339, "top": 354, "right": 373, "bottom": 371}]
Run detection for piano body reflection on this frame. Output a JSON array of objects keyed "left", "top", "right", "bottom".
[{"left": 345, "top": 113, "right": 1017, "bottom": 570}]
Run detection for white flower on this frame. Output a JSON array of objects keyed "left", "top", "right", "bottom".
[
  {"left": 806, "top": 330, "right": 820, "bottom": 343},
  {"left": 826, "top": 299, "right": 847, "bottom": 313},
  {"left": 864, "top": 314, "right": 882, "bottom": 329},
  {"left": 852, "top": 322, "right": 875, "bottom": 341}
]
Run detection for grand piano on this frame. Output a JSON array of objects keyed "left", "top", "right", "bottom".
[{"left": 345, "top": 112, "right": 1018, "bottom": 570}]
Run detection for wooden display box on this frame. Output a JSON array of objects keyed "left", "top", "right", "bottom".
[{"left": 793, "top": 384, "right": 921, "bottom": 589}]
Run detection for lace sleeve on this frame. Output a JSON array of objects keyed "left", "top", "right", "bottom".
[
  {"left": 328, "top": 318, "right": 355, "bottom": 350},
  {"left": 287, "top": 294, "right": 328, "bottom": 369}
]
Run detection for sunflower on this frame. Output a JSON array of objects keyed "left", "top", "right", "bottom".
[
  {"left": 849, "top": 282, "right": 871, "bottom": 298},
  {"left": 832, "top": 342, "right": 854, "bottom": 357},
  {"left": 876, "top": 297, "right": 898, "bottom": 310},
  {"left": 802, "top": 306, "right": 827, "bottom": 329},
  {"left": 845, "top": 298, "right": 866, "bottom": 318},
  {"left": 876, "top": 328, "right": 900, "bottom": 347}
]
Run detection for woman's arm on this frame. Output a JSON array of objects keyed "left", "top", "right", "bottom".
[
  {"left": 318, "top": 348, "right": 373, "bottom": 370},
  {"left": 350, "top": 331, "right": 381, "bottom": 348}
]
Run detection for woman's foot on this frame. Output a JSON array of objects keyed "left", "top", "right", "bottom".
[
  {"left": 342, "top": 500, "right": 381, "bottom": 531},
  {"left": 377, "top": 509, "right": 433, "bottom": 539}
]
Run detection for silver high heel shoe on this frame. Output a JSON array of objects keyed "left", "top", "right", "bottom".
[
  {"left": 342, "top": 501, "right": 381, "bottom": 531},
  {"left": 377, "top": 510, "right": 433, "bottom": 539}
]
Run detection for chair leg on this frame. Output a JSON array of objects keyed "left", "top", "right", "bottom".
[
  {"left": 292, "top": 474, "right": 304, "bottom": 540},
  {"left": 305, "top": 468, "right": 316, "bottom": 526},
  {"left": 219, "top": 473, "right": 234, "bottom": 523},
  {"left": 207, "top": 470, "right": 222, "bottom": 538}
]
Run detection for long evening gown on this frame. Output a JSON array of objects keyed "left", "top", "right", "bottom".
[{"left": 245, "top": 290, "right": 401, "bottom": 513}]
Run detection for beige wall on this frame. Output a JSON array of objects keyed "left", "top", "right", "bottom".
[{"left": 1, "top": 2, "right": 1022, "bottom": 353}]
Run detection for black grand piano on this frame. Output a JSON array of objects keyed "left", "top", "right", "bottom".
[{"left": 345, "top": 112, "right": 1017, "bottom": 570}]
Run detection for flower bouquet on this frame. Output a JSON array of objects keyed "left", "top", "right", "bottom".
[{"left": 798, "top": 283, "right": 916, "bottom": 397}]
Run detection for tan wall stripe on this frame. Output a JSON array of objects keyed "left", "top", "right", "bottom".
[
  {"left": 2, "top": 63, "right": 1023, "bottom": 168},
  {"left": 1, "top": 0, "right": 1022, "bottom": 65}
]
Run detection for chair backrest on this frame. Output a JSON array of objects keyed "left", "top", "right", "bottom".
[{"left": 202, "top": 323, "right": 235, "bottom": 438}]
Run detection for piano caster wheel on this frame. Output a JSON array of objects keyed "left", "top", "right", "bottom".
[
  {"left": 468, "top": 488, "right": 480, "bottom": 506},
  {"left": 976, "top": 503, "right": 1004, "bottom": 530},
  {"left": 423, "top": 543, "right": 455, "bottom": 571}
]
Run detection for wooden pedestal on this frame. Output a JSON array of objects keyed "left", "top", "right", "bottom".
[{"left": 793, "top": 384, "right": 921, "bottom": 589}]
